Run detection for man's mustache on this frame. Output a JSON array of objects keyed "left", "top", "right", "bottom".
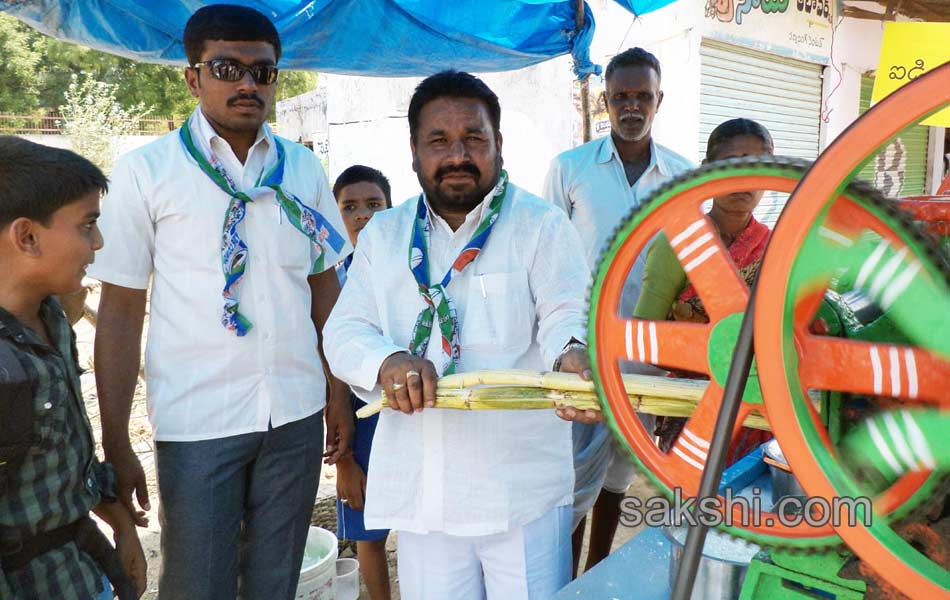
[
  {"left": 435, "top": 163, "right": 481, "bottom": 182},
  {"left": 227, "top": 93, "right": 264, "bottom": 107}
]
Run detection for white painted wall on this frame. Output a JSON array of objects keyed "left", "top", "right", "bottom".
[
  {"left": 275, "top": 84, "right": 328, "bottom": 146},
  {"left": 588, "top": 0, "right": 705, "bottom": 163},
  {"left": 606, "top": 3, "right": 941, "bottom": 196},
  {"left": 321, "top": 55, "right": 575, "bottom": 204},
  {"left": 819, "top": 16, "right": 887, "bottom": 146}
]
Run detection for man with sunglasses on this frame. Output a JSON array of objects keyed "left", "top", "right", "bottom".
[{"left": 89, "top": 5, "right": 353, "bottom": 599}]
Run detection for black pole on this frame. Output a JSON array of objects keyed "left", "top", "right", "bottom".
[{"left": 670, "top": 282, "right": 758, "bottom": 600}]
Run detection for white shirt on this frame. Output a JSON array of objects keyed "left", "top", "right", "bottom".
[
  {"left": 324, "top": 182, "right": 589, "bottom": 536},
  {"left": 543, "top": 136, "right": 693, "bottom": 314},
  {"left": 88, "top": 108, "right": 352, "bottom": 442}
]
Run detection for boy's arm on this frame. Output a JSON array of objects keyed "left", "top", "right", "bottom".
[
  {"left": 94, "top": 284, "right": 149, "bottom": 527},
  {"left": 335, "top": 457, "right": 367, "bottom": 512},
  {"left": 92, "top": 501, "right": 147, "bottom": 598}
]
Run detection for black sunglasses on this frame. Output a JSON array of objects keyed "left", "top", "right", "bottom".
[{"left": 192, "top": 59, "right": 279, "bottom": 86}]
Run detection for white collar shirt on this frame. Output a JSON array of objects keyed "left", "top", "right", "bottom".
[
  {"left": 543, "top": 136, "right": 694, "bottom": 314},
  {"left": 87, "top": 107, "right": 352, "bottom": 441},
  {"left": 324, "top": 182, "right": 589, "bottom": 536}
]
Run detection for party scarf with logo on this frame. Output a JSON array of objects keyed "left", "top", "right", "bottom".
[
  {"left": 180, "top": 119, "right": 345, "bottom": 336},
  {"left": 408, "top": 172, "right": 508, "bottom": 374}
]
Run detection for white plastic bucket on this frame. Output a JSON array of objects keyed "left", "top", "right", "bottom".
[
  {"left": 335, "top": 557, "right": 360, "bottom": 600},
  {"left": 295, "top": 526, "right": 339, "bottom": 600}
]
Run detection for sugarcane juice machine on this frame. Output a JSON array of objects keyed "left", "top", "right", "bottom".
[{"left": 583, "top": 64, "right": 950, "bottom": 599}]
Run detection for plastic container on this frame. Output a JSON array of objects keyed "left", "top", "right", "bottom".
[
  {"left": 335, "top": 557, "right": 361, "bottom": 600},
  {"left": 664, "top": 524, "right": 760, "bottom": 600},
  {"left": 295, "top": 527, "right": 338, "bottom": 600}
]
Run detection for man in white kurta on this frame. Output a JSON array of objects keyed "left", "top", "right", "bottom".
[
  {"left": 543, "top": 47, "right": 694, "bottom": 575},
  {"left": 88, "top": 7, "right": 353, "bottom": 598},
  {"left": 324, "top": 71, "right": 591, "bottom": 600}
]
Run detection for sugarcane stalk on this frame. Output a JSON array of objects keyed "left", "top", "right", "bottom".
[
  {"left": 354, "top": 371, "right": 771, "bottom": 430},
  {"left": 435, "top": 369, "right": 705, "bottom": 399}
]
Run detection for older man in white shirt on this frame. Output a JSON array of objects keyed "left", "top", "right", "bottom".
[
  {"left": 324, "top": 70, "right": 594, "bottom": 600},
  {"left": 88, "top": 7, "right": 353, "bottom": 599},
  {"left": 543, "top": 47, "right": 694, "bottom": 575}
]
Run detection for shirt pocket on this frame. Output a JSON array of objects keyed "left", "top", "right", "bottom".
[
  {"left": 244, "top": 188, "right": 313, "bottom": 271},
  {"left": 32, "top": 381, "right": 69, "bottom": 451},
  {"left": 460, "top": 270, "right": 534, "bottom": 353},
  {"left": 274, "top": 218, "right": 313, "bottom": 270}
]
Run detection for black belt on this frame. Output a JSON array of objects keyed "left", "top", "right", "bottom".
[{"left": 1, "top": 516, "right": 135, "bottom": 600}]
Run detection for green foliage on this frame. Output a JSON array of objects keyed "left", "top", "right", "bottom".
[
  {"left": 38, "top": 39, "right": 197, "bottom": 116},
  {"left": 277, "top": 70, "right": 318, "bottom": 102},
  {"left": 60, "top": 74, "right": 150, "bottom": 173},
  {"left": 0, "top": 13, "right": 43, "bottom": 113},
  {"left": 0, "top": 13, "right": 318, "bottom": 118}
]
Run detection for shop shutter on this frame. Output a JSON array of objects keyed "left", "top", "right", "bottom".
[{"left": 856, "top": 73, "right": 929, "bottom": 197}]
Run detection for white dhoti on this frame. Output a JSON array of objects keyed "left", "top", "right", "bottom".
[{"left": 396, "top": 505, "right": 571, "bottom": 600}]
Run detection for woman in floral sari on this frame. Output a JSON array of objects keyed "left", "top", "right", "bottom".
[{"left": 634, "top": 118, "right": 774, "bottom": 462}]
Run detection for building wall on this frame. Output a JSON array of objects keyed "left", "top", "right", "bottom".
[
  {"left": 275, "top": 84, "right": 329, "bottom": 168},
  {"left": 820, "top": 16, "right": 887, "bottom": 146},
  {"left": 820, "top": 16, "right": 945, "bottom": 193},
  {"left": 594, "top": 0, "right": 837, "bottom": 163},
  {"left": 587, "top": 0, "right": 705, "bottom": 163},
  {"left": 594, "top": 1, "right": 944, "bottom": 194},
  {"left": 320, "top": 55, "right": 575, "bottom": 204}
]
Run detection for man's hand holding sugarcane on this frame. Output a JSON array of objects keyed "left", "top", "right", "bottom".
[
  {"left": 378, "top": 351, "right": 439, "bottom": 414},
  {"left": 553, "top": 341, "right": 603, "bottom": 424},
  {"left": 376, "top": 344, "right": 603, "bottom": 423}
]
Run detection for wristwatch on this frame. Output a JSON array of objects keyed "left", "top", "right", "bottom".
[{"left": 553, "top": 338, "right": 587, "bottom": 372}]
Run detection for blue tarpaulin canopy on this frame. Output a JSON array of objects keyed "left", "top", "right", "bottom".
[{"left": 0, "top": 0, "right": 675, "bottom": 77}]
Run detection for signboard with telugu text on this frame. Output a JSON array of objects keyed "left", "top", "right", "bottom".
[
  {"left": 703, "top": 0, "right": 834, "bottom": 65},
  {"left": 872, "top": 22, "right": 950, "bottom": 128}
]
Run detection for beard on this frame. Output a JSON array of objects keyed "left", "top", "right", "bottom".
[
  {"left": 416, "top": 154, "right": 503, "bottom": 214},
  {"left": 612, "top": 120, "right": 650, "bottom": 143}
]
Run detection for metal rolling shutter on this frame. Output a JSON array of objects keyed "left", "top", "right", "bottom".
[
  {"left": 856, "top": 73, "right": 929, "bottom": 197},
  {"left": 700, "top": 40, "right": 823, "bottom": 225}
]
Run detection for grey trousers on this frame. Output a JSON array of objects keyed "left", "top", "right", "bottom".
[{"left": 155, "top": 411, "right": 324, "bottom": 600}]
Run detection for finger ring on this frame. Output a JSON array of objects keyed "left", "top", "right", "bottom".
[
  {"left": 406, "top": 370, "right": 420, "bottom": 379},
  {"left": 391, "top": 382, "right": 405, "bottom": 391}
]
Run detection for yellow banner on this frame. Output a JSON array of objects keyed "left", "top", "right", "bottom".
[{"left": 872, "top": 22, "right": 950, "bottom": 127}]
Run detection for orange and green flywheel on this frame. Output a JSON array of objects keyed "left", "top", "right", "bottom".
[
  {"left": 586, "top": 156, "right": 942, "bottom": 551},
  {"left": 755, "top": 62, "right": 950, "bottom": 598}
]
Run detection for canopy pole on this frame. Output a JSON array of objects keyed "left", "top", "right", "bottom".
[{"left": 575, "top": 0, "right": 592, "bottom": 143}]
